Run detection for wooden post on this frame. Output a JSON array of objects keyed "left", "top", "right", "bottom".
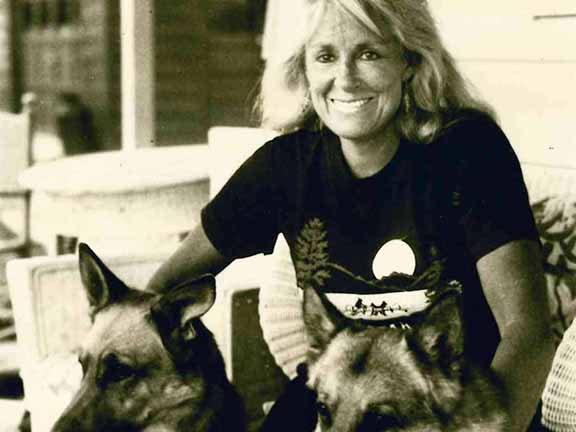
[
  {"left": 120, "top": 0, "right": 155, "bottom": 150},
  {"left": 5, "top": 0, "right": 24, "bottom": 112}
]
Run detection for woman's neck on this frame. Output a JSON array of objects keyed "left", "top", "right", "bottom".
[{"left": 339, "top": 128, "right": 401, "bottom": 179}]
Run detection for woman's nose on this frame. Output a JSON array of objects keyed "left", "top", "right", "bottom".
[{"left": 334, "top": 58, "right": 360, "bottom": 90}]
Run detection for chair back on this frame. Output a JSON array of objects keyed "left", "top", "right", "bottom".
[
  {"left": 0, "top": 110, "right": 32, "bottom": 254},
  {"left": 0, "top": 110, "right": 32, "bottom": 192},
  {"left": 207, "top": 126, "right": 279, "bottom": 198},
  {"left": 205, "top": 126, "right": 292, "bottom": 421},
  {"left": 542, "top": 318, "right": 576, "bottom": 431},
  {"left": 520, "top": 161, "right": 576, "bottom": 340},
  {"left": 6, "top": 252, "right": 167, "bottom": 431},
  {"left": 258, "top": 234, "right": 307, "bottom": 379},
  {"left": 206, "top": 126, "right": 307, "bottom": 379}
]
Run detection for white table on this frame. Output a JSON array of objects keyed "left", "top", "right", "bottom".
[{"left": 19, "top": 145, "right": 210, "bottom": 255}]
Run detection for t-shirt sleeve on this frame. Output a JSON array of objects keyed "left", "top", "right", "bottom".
[
  {"left": 438, "top": 115, "right": 539, "bottom": 261},
  {"left": 201, "top": 140, "right": 282, "bottom": 259}
]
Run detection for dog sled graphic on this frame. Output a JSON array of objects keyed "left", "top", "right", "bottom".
[
  {"left": 344, "top": 298, "right": 409, "bottom": 318},
  {"left": 327, "top": 290, "right": 431, "bottom": 322},
  {"left": 345, "top": 298, "right": 369, "bottom": 316}
]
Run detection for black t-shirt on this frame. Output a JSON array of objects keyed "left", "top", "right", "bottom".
[{"left": 202, "top": 111, "right": 539, "bottom": 367}]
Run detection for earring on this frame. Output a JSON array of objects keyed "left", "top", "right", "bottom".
[
  {"left": 402, "top": 85, "right": 412, "bottom": 113},
  {"left": 301, "top": 92, "right": 311, "bottom": 114}
]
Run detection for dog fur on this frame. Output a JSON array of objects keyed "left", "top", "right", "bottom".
[
  {"left": 51, "top": 244, "right": 245, "bottom": 432},
  {"left": 302, "top": 286, "right": 509, "bottom": 431}
]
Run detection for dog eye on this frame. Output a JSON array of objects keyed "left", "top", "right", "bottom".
[
  {"left": 316, "top": 401, "right": 332, "bottom": 425},
  {"left": 109, "top": 362, "right": 136, "bottom": 382},
  {"left": 360, "top": 411, "right": 401, "bottom": 430},
  {"left": 101, "top": 355, "right": 137, "bottom": 384}
]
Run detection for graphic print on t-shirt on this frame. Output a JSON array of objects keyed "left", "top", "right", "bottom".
[
  {"left": 294, "top": 218, "right": 459, "bottom": 323},
  {"left": 372, "top": 239, "right": 417, "bottom": 279}
]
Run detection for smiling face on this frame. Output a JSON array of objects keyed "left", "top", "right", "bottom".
[{"left": 304, "top": 3, "right": 409, "bottom": 147}]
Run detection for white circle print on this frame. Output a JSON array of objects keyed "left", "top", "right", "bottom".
[{"left": 372, "top": 239, "right": 416, "bottom": 279}]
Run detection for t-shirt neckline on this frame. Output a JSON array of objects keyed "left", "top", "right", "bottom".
[{"left": 322, "top": 128, "right": 409, "bottom": 189}]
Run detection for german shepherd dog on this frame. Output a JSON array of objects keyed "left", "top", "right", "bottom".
[
  {"left": 302, "top": 284, "right": 509, "bottom": 431},
  {"left": 51, "top": 244, "right": 245, "bottom": 432}
]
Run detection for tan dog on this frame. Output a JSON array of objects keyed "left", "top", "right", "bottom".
[
  {"left": 302, "top": 286, "right": 509, "bottom": 431},
  {"left": 51, "top": 244, "right": 245, "bottom": 432}
]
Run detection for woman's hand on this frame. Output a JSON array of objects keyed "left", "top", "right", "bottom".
[{"left": 477, "top": 239, "right": 556, "bottom": 431}]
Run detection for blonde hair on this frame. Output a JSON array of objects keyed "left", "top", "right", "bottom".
[{"left": 256, "top": 0, "right": 494, "bottom": 143}]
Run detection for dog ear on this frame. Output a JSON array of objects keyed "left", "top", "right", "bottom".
[
  {"left": 78, "top": 243, "right": 129, "bottom": 315},
  {"left": 409, "top": 291, "right": 464, "bottom": 367},
  {"left": 150, "top": 274, "right": 216, "bottom": 343},
  {"left": 303, "top": 286, "right": 348, "bottom": 355}
]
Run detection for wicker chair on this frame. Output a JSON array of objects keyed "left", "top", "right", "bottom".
[
  {"left": 0, "top": 96, "right": 35, "bottom": 257},
  {"left": 1, "top": 96, "right": 36, "bottom": 377},
  {"left": 4, "top": 126, "right": 285, "bottom": 432},
  {"left": 6, "top": 252, "right": 167, "bottom": 432},
  {"left": 542, "top": 318, "right": 576, "bottom": 431}
]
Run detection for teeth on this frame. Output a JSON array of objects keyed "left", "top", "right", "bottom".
[{"left": 330, "top": 98, "right": 372, "bottom": 113}]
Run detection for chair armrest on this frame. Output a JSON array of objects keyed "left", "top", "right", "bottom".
[{"left": 204, "top": 255, "right": 288, "bottom": 427}]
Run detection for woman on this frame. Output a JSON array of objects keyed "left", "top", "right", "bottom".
[{"left": 148, "top": 0, "right": 555, "bottom": 430}]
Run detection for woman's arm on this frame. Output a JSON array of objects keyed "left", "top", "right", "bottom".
[
  {"left": 147, "top": 223, "right": 233, "bottom": 294},
  {"left": 477, "top": 239, "right": 556, "bottom": 431}
]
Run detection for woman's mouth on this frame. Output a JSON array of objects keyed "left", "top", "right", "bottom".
[{"left": 329, "top": 97, "right": 374, "bottom": 113}]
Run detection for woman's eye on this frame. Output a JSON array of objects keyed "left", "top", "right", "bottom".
[
  {"left": 316, "top": 53, "right": 335, "bottom": 63},
  {"left": 360, "top": 51, "right": 381, "bottom": 61}
]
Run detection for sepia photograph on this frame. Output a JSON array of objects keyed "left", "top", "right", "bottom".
[{"left": 0, "top": 1, "right": 575, "bottom": 431}]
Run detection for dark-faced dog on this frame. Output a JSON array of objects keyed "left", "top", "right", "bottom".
[
  {"left": 51, "top": 244, "right": 245, "bottom": 432},
  {"left": 302, "top": 286, "right": 509, "bottom": 431}
]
